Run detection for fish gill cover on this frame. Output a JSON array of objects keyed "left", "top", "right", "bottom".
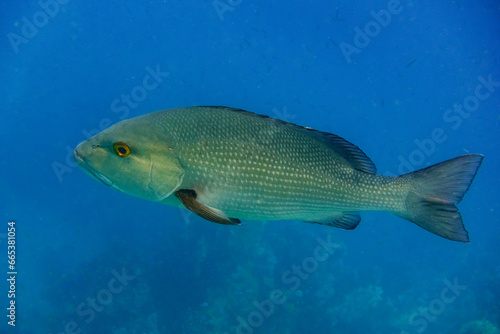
[{"left": 0, "top": 1, "right": 499, "bottom": 334}]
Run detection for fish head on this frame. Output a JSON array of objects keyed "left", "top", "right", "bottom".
[{"left": 73, "top": 117, "right": 184, "bottom": 202}]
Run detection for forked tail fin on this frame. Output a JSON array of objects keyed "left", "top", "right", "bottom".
[{"left": 396, "top": 154, "right": 483, "bottom": 242}]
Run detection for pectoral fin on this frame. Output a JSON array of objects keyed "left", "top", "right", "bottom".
[{"left": 174, "top": 189, "right": 241, "bottom": 226}]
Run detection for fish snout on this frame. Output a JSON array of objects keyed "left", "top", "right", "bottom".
[{"left": 73, "top": 141, "right": 114, "bottom": 187}]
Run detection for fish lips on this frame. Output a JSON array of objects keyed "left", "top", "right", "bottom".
[{"left": 73, "top": 147, "right": 114, "bottom": 187}]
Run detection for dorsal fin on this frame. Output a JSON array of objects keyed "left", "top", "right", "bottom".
[
  {"left": 201, "top": 106, "right": 377, "bottom": 174},
  {"left": 317, "top": 132, "right": 377, "bottom": 174}
]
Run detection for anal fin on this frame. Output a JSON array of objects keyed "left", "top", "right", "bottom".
[
  {"left": 306, "top": 212, "right": 361, "bottom": 230},
  {"left": 174, "top": 189, "right": 241, "bottom": 226}
]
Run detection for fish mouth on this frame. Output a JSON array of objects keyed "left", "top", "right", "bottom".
[{"left": 73, "top": 148, "right": 114, "bottom": 187}]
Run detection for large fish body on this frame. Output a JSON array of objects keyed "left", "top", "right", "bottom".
[{"left": 74, "top": 106, "right": 483, "bottom": 242}]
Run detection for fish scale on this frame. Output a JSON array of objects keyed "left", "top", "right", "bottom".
[{"left": 148, "top": 107, "right": 404, "bottom": 220}]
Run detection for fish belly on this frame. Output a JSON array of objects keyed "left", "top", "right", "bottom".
[{"left": 182, "top": 161, "right": 406, "bottom": 222}]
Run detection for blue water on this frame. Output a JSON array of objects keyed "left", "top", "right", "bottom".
[{"left": 2, "top": 1, "right": 499, "bottom": 333}]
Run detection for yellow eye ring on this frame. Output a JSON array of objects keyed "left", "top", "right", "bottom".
[{"left": 113, "top": 142, "right": 131, "bottom": 157}]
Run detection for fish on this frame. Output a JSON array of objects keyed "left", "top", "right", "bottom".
[{"left": 73, "top": 106, "right": 483, "bottom": 242}]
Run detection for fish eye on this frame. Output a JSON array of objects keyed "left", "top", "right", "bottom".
[{"left": 113, "top": 142, "right": 131, "bottom": 157}]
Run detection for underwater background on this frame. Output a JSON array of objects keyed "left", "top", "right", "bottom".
[{"left": 1, "top": 1, "right": 499, "bottom": 333}]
